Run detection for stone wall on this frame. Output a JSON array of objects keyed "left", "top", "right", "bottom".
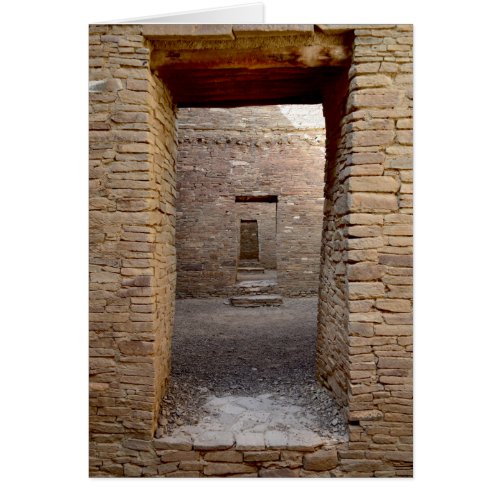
[
  {"left": 94, "top": 430, "right": 344, "bottom": 478},
  {"left": 175, "top": 105, "right": 325, "bottom": 297},
  {"left": 317, "top": 24, "right": 413, "bottom": 475},
  {"left": 89, "top": 24, "right": 178, "bottom": 473},
  {"left": 89, "top": 24, "right": 413, "bottom": 477}
]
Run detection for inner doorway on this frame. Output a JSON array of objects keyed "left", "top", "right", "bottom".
[{"left": 239, "top": 220, "right": 259, "bottom": 261}]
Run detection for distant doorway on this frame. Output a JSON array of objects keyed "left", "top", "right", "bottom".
[{"left": 239, "top": 220, "right": 259, "bottom": 261}]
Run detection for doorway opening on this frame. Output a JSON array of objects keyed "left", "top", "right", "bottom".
[
  {"left": 157, "top": 104, "right": 347, "bottom": 445},
  {"left": 239, "top": 220, "right": 259, "bottom": 261}
]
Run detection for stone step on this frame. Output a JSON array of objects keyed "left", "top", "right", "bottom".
[
  {"left": 230, "top": 294, "right": 283, "bottom": 307},
  {"left": 234, "top": 279, "right": 280, "bottom": 296},
  {"left": 237, "top": 267, "right": 265, "bottom": 274}
]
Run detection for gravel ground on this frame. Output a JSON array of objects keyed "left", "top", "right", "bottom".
[{"left": 157, "top": 297, "right": 347, "bottom": 440}]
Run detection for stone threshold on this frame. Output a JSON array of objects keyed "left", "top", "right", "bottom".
[
  {"left": 145, "top": 430, "right": 341, "bottom": 477},
  {"left": 230, "top": 294, "right": 283, "bottom": 307}
]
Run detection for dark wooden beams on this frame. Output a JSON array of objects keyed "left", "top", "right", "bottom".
[{"left": 146, "top": 25, "right": 353, "bottom": 108}]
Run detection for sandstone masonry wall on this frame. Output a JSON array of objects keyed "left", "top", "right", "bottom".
[
  {"left": 89, "top": 24, "right": 413, "bottom": 477},
  {"left": 175, "top": 105, "right": 325, "bottom": 297},
  {"left": 317, "top": 24, "right": 413, "bottom": 476},
  {"left": 89, "top": 24, "right": 177, "bottom": 475}
]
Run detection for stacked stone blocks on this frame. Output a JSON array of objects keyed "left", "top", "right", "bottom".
[
  {"left": 89, "top": 25, "right": 177, "bottom": 471},
  {"left": 317, "top": 24, "right": 413, "bottom": 476}
]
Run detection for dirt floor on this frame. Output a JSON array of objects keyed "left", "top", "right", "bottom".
[{"left": 157, "top": 297, "right": 347, "bottom": 441}]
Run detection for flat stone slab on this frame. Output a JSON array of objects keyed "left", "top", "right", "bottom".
[
  {"left": 287, "top": 430, "right": 324, "bottom": 451},
  {"left": 193, "top": 431, "right": 234, "bottom": 450},
  {"left": 237, "top": 266, "right": 265, "bottom": 273},
  {"left": 153, "top": 432, "right": 192, "bottom": 451},
  {"left": 264, "top": 430, "right": 288, "bottom": 449},
  {"left": 236, "top": 279, "right": 277, "bottom": 288},
  {"left": 230, "top": 295, "right": 283, "bottom": 307},
  {"left": 235, "top": 432, "right": 266, "bottom": 450}
]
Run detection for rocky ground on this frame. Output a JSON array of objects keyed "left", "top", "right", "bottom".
[{"left": 157, "top": 297, "right": 347, "bottom": 441}]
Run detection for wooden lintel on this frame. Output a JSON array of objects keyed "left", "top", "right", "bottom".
[{"left": 151, "top": 45, "right": 351, "bottom": 71}]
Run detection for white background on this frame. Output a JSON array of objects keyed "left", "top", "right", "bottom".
[{"left": 1, "top": 1, "right": 499, "bottom": 498}]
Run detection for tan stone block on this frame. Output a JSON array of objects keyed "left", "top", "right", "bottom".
[
  {"left": 157, "top": 463, "right": 177, "bottom": 475},
  {"left": 347, "top": 249, "right": 379, "bottom": 262},
  {"left": 347, "top": 263, "right": 384, "bottom": 281},
  {"left": 396, "top": 130, "right": 413, "bottom": 145},
  {"left": 348, "top": 282, "right": 385, "bottom": 300},
  {"left": 349, "top": 176, "right": 400, "bottom": 193},
  {"left": 243, "top": 451, "right": 280, "bottom": 462},
  {"left": 347, "top": 130, "right": 395, "bottom": 147},
  {"left": 203, "top": 463, "right": 256, "bottom": 476},
  {"left": 118, "top": 341, "right": 154, "bottom": 355},
  {"left": 348, "top": 90, "right": 402, "bottom": 111},
  {"left": 386, "top": 451, "right": 412, "bottom": 462},
  {"left": 111, "top": 111, "right": 148, "bottom": 123},
  {"left": 350, "top": 383, "right": 384, "bottom": 395},
  {"left": 387, "top": 156, "right": 412, "bottom": 171},
  {"left": 204, "top": 450, "right": 243, "bottom": 462},
  {"left": 379, "top": 254, "right": 412, "bottom": 267},
  {"left": 89, "top": 312, "right": 129, "bottom": 323},
  {"left": 380, "top": 61, "right": 399, "bottom": 73},
  {"left": 383, "top": 214, "right": 413, "bottom": 225},
  {"left": 339, "top": 164, "right": 384, "bottom": 180},
  {"left": 348, "top": 410, "right": 383, "bottom": 422},
  {"left": 303, "top": 449, "right": 338, "bottom": 471},
  {"left": 375, "top": 324, "right": 412, "bottom": 337},
  {"left": 349, "top": 300, "right": 374, "bottom": 313},
  {"left": 165, "top": 470, "right": 201, "bottom": 478},
  {"left": 383, "top": 313, "right": 412, "bottom": 324},
  {"left": 118, "top": 89, "right": 151, "bottom": 105},
  {"left": 350, "top": 75, "right": 392, "bottom": 90},
  {"left": 383, "top": 225, "right": 412, "bottom": 236},
  {"left": 400, "top": 183, "right": 413, "bottom": 194},
  {"left": 91, "top": 271, "right": 121, "bottom": 284},
  {"left": 153, "top": 434, "right": 192, "bottom": 451},
  {"left": 347, "top": 236, "right": 384, "bottom": 250},
  {"left": 349, "top": 312, "right": 383, "bottom": 323},
  {"left": 397, "top": 118, "right": 412, "bottom": 129},
  {"left": 346, "top": 214, "right": 384, "bottom": 225},
  {"left": 347, "top": 152, "right": 385, "bottom": 165},
  {"left": 178, "top": 461, "right": 204, "bottom": 471},
  {"left": 127, "top": 79, "right": 149, "bottom": 91},
  {"left": 387, "top": 285, "right": 413, "bottom": 299},
  {"left": 349, "top": 193, "right": 398, "bottom": 212},
  {"left": 348, "top": 62, "right": 380, "bottom": 75},
  {"left": 378, "top": 357, "right": 412, "bottom": 369},
  {"left": 159, "top": 449, "right": 199, "bottom": 462},
  {"left": 348, "top": 225, "right": 382, "bottom": 238},
  {"left": 258, "top": 468, "right": 300, "bottom": 478},
  {"left": 348, "top": 322, "right": 374, "bottom": 337},
  {"left": 386, "top": 145, "right": 412, "bottom": 156},
  {"left": 375, "top": 299, "right": 411, "bottom": 312}
]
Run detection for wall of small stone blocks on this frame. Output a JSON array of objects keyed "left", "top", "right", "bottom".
[
  {"left": 317, "top": 24, "right": 413, "bottom": 475},
  {"left": 175, "top": 105, "right": 325, "bottom": 297},
  {"left": 89, "top": 24, "right": 177, "bottom": 473}
]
